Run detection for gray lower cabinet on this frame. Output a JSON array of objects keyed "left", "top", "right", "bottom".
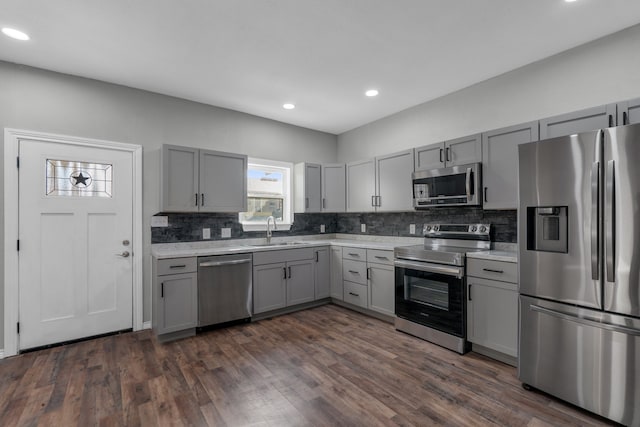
[
  {"left": 341, "top": 247, "right": 395, "bottom": 316},
  {"left": 330, "top": 246, "right": 343, "bottom": 300},
  {"left": 466, "top": 258, "right": 518, "bottom": 364},
  {"left": 152, "top": 257, "right": 198, "bottom": 337},
  {"left": 253, "top": 262, "right": 287, "bottom": 314},
  {"left": 539, "top": 104, "right": 616, "bottom": 140},
  {"left": 252, "top": 248, "right": 317, "bottom": 314},
  {"left": 481, "top": 121, "right": 539, "bottom": 209},
  {"left": 314, "top": 247, "right": 330, "bottom": 299}
]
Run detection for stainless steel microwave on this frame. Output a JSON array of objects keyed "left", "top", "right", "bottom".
[{"left": 412, "top": 163, "right": 482, "bottom": 208}]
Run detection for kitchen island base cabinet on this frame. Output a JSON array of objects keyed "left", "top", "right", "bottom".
[
  {"left": 467, "top": 258, "right": 518, "bottom": 366},
  {"left": 152, "top": 257, "right": 198, "bottom": 341}
]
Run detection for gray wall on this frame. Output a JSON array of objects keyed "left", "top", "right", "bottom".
[
  {"left": 338, "top": 24, "right": 640, "bottom": 161},
  {"left": 0, "top": 61, "right": 337, "bottom": 350}
]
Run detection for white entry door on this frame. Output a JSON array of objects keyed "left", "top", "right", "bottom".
[{"left": 18, "top": 138, "right": 134, "bottom": 350}]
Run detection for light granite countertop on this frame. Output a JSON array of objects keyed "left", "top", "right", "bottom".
[
  {"left": 152, "top": 234, "right": 423, "bottom": 259},
  {"left": 466, "top": 243, "right": 518, "bottom": 263}
]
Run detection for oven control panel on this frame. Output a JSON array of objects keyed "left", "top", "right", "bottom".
[{"left": 423, "top": 223, "right": 490, "bottom": 238}]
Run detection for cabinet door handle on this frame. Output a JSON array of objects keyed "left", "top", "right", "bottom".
[
  {"left": 374, "top": 256, "right": 388, "bottom": 260},
  {"left": 439, "top": 148, "right": 443, "bottom": 163},
  {"left": 161, "top": 282, "right": 164, "bottom": 298},
  {"left": 446, "top": 147, "right": 451, "bottom": 162},
  {"left": 322, "top": 198, "right": 326, "bottom": 209},
  {"left": 482, "top": 268, "right": 504, "bottom": 274},
  {"left": 468, "top": 284, "right": 471, "bottom": 301},
  {"left": 623, "top": 111, "right": 628, "bottom": 126},
  {"left": 283, "top": 267, "right": 287, "bottom": 279},
  {"left": 371, "top": 195, "right": 375, "bottom": 207},
  {"left": 376, "top": 196, "right": 381, "bottom": 207},
  {"left": 305, "top": 197, "right": 309, "bottom": 209},
  {"left": 366, "top": 267, "right": 371, "bottom": 280},
  {"left": 484, "top": 187, "right": 488, "bottom": 203},
  {"left": 169, "top": 264, "right": 186, "bottom": 269},
  {"left": 195, "top": 193, "right": 198, "bottom": 206},
  {"left": 348, "top": 253, "right": 359, "bottom": 257},
  {"left": 288, "top": 266, "right": 292, "bottom": 279},
  {"left": 349, "top": 292, "right": 359, "bottom": 297},
  {"left": 608, "top": 114, "right": 613, "bottom": 128},
  {"left": 315, "top": 251, "right": 319, "bottom": 262},
  {"left": 201, "top": 193, "right": 205, "bottom": 206},
  {"left": 348, "top": 270, "right": 359, "bottom": 274}
]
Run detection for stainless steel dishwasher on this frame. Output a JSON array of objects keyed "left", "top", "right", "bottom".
[{"left": 197, "top": 253, "right": 252, "bottom": 327}]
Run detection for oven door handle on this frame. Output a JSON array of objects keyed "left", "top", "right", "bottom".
[{"left": 394, "top": 259, "right": 464, "bottom": 278}]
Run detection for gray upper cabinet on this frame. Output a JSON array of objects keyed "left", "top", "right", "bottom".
[
  {"left": 618, "top": 98, "right": 640, "bottom": 126},
  {"left": 162, "top": 144, "right": 247, "bottom": 212},
  {"left": 346, "top": 158, "right": 376, "bottom": 212},
  {"left": 294, "top": 162, "right": 322, "bottom": 213},
  {"left": 375, "top": 149, "right": 414, "bottom": 212},
  {"left": 414, "top": 133, "right": 482, "bottom": 171},
  {"left": 162, "top": 145, "right": 200, "bottom": 212},
  {"left": 347, "top": 150, "right": 414, "bottom": 212},
  {"left": 482, "top": 121, "right": 539, "bottom": 210},
  {"left": 539, "top": 104, "right": 616, "bottom": 140},
  {"left": 321, "top": 163, "right": 346, "bottom": 212}
]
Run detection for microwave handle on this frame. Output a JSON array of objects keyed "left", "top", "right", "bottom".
[{"left": 465, "top": 167, "right": 472, "bottom": 201}]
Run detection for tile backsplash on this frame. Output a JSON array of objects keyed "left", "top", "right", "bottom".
[{"left": 151, "top": 208, "right": 516, "bottom": 244}]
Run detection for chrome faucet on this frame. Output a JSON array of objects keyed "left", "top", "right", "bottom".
[{"left": 266, "top": 216, "right": 277, "bottom": 244}]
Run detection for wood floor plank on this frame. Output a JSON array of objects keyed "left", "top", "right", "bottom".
[{"left": 0, "top": 304, "right": 618, "bottom": 427}]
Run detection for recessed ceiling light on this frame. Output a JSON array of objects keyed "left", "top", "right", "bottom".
[
  {"left": 283, "top": 103, "right": 295, "bottom": 110},
  {"left": 365, "top": 89, "right": 379, "bottom": 97},
  {"left": 565, "top": 0, "right": 578, "bottom": 2},
  {"left": 2, "top": 27, "right": 30, "bottom": 41}
]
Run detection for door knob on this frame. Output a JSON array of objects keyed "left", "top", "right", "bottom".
[{"left": 116, "top": 251, "right": 130, "bottom": 258}]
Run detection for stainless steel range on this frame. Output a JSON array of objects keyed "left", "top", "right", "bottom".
[{"left": 394, "top": 223, "right": 490, "bottom": 354}]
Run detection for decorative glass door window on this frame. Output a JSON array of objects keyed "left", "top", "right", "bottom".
[{"left": 46, "top": 159, "right": 113, "bottom": 197}]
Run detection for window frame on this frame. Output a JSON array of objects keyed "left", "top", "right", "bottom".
[{"left": 239, "top": 158, "right": 293, "bottom": 231}]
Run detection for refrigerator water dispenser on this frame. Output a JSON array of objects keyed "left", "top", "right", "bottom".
[{"left": 527, "top": 206, "right": 568, "bottom": 253}]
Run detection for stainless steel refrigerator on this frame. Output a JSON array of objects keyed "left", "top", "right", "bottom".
[{"left": 518, "top": 123, "right": 640, "bottom": 426}]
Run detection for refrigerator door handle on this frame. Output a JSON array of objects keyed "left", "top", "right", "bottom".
[
  {"left": 605, "top": 160, "right": 615, "bottom": 283},
  {"left": 591, "top": 161, "right": 599, "bottom": 280},
  {"left": 530, "top": 304, "right": 640, "bottom": 336}
]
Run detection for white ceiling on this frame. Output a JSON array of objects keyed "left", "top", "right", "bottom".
[{"left": 2, "top": 1, "right": 640, "bottom": 135}]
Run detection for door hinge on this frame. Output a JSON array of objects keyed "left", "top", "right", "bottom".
[
  {"left": 17, "top": 322, "right": 20, "bottom": 334},
  {"left": 17, "top": 240, "right": 20, "bottom": 251}
]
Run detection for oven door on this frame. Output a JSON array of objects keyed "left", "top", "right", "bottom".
[{"left": 394, "top": 259, "right": 466, "bottom": 337}]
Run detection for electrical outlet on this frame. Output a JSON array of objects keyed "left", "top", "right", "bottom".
[
  {"left": 221, "top": 228, "right": 231, "bottom": 238},
  {"left": 203, "top": 228, "right": 211, "bottom": 239},
  {"left": 320, "top": 224, "right": 326, "bottom": 233},
  {"left": 361, "top": 223, "right": 366, "bottom": 233},
  {"left": 150, "top": 216, "right": 168, "bottom": 227},
  {"left": 410, "top": 224, "right": 416, "bottom": 234}
]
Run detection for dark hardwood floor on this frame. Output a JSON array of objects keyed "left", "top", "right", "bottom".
[{"left": 0, "top": 304, "right": 616, "bottom": 426}]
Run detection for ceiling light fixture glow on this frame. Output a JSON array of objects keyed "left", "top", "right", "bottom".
[
  {"left": 365, "top": 89, "right": 379, "bottom": 97},
  {"left": 565, "top": 0, "right": 578, "bottom": 2},
  {"left": 283, "top": 103, "right": 295, "bottom": 110},
  {"left": 1, "top": 27, "right": 30, "bottom": 41}
]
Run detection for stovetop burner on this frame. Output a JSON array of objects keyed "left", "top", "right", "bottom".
[{"left": 395, "top": 223, "right": 491, "bottom": 266}]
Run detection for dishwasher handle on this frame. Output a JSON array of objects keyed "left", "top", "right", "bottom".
[{"left": 199, "top": 259, "right": 252, "bottom": 268}]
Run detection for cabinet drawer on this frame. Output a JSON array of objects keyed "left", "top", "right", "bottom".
[
  {"left": 343, "top": 281, "right": 368, "bottom": 308},
  {"left": 343, "top": 247, "right": 366, "bottom": 261},
  {"left": 157, "top": 257, "right": 197, "bottom": 276},
  {"left": 467, "top": 258, "right": 517, "bottom": 283},
  {"left": 366, "top": 249, "right": 393, "bottom": 265},
  {"left": 343, "top": 259, "right": 367, "bottom": 285}
]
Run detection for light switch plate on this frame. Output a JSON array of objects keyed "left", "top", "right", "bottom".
[
  {"left": 221, "top": 228, "right": 231, "bottom": 238},
  {"left": 410, "top": 224, "right": 416, "bottom": 234},
  {"left": 361, "top": 223, "right": 366, "bottom": 233},
  {"left": 150, "top": 216, "right": 168, "bottom": 227},
  {"left": 203, "top": 228, "right": 211, "bottom": 239},
  {"left": 320, "top": 224, "right": 325, "bottom": 233}
]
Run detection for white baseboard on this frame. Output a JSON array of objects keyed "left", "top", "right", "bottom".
[{"left": 143, "top": 321, "right": 151, "bottom": 330}]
